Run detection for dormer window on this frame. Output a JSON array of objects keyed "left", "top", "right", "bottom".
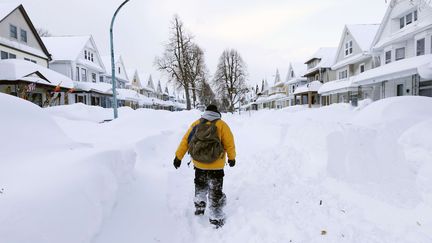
[
  {"left": 84, "top": 50, "right": 87, "bottom": 59},
  {"left": 400, "top": 10, "right": 418, "bottom": 29},
  {"left": 345, "top": 40, "right": 353, "bottom": 56}
]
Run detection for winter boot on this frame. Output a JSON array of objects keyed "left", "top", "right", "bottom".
[
  {"left": 209, "top": 218, "right": 225, "bottom": 228},
  {"left": 194, "top": 201, "right": 206, "bottom": 216}
]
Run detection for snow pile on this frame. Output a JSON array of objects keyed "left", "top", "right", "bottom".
[
  {"left": 0, "top": 94, "right": 136, "bottom": 243},
  {"left": 0, "top": 93, "right": 76, "bottom": 157},
  {"left": 1, "top": 95, "right": 432, "bottom": 243}
]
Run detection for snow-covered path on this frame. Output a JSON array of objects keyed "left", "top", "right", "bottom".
[
  {"left": 49, "top": 99, "right": 432, "bottom": 243},
  {"left": 2, "top": 95, "right": 432, "bottom": 243}
]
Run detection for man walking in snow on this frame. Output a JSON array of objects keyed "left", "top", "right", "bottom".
[{"left": 173, "top": 105, "right": 236, "bottom": 228}]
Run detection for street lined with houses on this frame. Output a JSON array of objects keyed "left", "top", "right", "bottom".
[
  {"left": 0, "top": 3, "right": 186, "bottom": 111},
  {"left": 1, "top": 1, "right": 432, "bottom": 112}
]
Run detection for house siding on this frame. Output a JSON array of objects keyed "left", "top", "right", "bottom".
[{"left": 0, "top": 8, "right": 49, "bottom": 66}]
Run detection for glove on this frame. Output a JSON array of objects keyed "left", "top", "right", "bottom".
[
  {"left": 173, "top": 157, "right": 181, "bottom": 169},
  {"left": 228, "top": 159, "right": 236, "bottom": 167}
]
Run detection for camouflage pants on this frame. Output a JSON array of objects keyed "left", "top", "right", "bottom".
[{"left": 194, "top": 168, "right": 226, "bottom": 220}]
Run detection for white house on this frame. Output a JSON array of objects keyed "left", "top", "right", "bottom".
[
  {"left": 42, "top": 35, "right": 112, "bottom": 107},
  {"left": 354, "top": 0, "right": 432, "bottom": 99},
  {"left": 101, "top": 55, "right": 129, "bottom": 89},
  {"left": 283, "top": 62, "right": 307, "bottom": 107},
  {"left": 0, "top": 3, "right": 51, "bottom": 67},
  {"left": 318, "top": 24, "right": 380, "bottom": 105}
]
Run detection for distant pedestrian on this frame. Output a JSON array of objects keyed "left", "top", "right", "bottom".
[{"left": 174, "top": 104, "right": 236, "bottom": 228}]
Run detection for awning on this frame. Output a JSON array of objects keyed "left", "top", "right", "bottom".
[
  {"left": 354, "top": 54, "right": 432, "bottom": 85},
  {"left": 0, "top": 59, "right": 74, "bottom": 89},
  {"left": 318, "top": 78, "right": 358, "bottom": 95},
  {"left": 294, "top": 81, "right": 323, "bottom": 95},
  {"left": 74, "top": 81, "right": 113, "bottom": 95}
]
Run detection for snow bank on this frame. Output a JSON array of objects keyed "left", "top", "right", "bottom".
[
  {"left": 2, "top": 95, "right": 432, "bottom": 243},
  {"left": 0, "top": 93, "right": 76, "bottom": 158},
  {"left": 0, "top": 94, "right": 137, "bottom": 243}
]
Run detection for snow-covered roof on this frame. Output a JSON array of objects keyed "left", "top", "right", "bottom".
[
  {"left": 346, "top": 24, "right": 380, "bottom": 51},
  {"left": 0, "top": 3, "right": 20, "bottom": 21},
  {"left": 290, "top": 62, "right": 307, "bottom": 77},
  {"left": 304, "top": 47, "right": 337, "bottom": 66},
  {"left": 304, "top": 48, "right": 337, "bottom": 76},
  {"left": 318, "top": 78, "right": 358, "bottom": 95},
  {"left": 354, "top": 54, "right": 432, "bottom": 85},
  {"left": 0, "top": 59, "right": 74, "bottom": 89},
  {"left": 73, "top": 81, "right": 113, "bottom": 94},
  {"left": 294, "top": 81, "right": 323, "bottom": 95},
  {"left": 117, "top": 88, "right": 140, "bottom": 102},
  {"left": 285, "top": 77, "right": 308, "bottom": 85},
  {"left": 42, "top": 36, "right": 89, "bottom": 61}
]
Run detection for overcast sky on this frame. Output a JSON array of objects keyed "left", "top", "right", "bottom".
[{"left": 7, "top": 0, "right": 388, "bottom": 88}]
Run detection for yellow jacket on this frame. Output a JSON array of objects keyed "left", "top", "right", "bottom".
[{"left": 175, "top": 119, "right": 236, "bottom": 170}]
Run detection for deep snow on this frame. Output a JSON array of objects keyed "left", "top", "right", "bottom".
[{"left": 1, "top": 93, "right": 432, "bottom": 243}]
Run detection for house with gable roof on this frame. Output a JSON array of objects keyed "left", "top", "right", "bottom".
[
  {"left": 318, "top": 24, "right": 380, "bottom": 105},
  {"left": 295, "top": 47, "right": 337, "bottom": 107},
  {"left": 354, "top": 0, "right": 432, "bottom": 99},
  {"left": 282, "top": 63, "right": 307, "bottom": 107},
  {"left": 128, "top": 70, "right": 143, "bottom": 92},
  {"left": 0, "top": 3, "right": 51, "bottom": 66},
  {"left": 101, "top": 55, "right": 129, "bottom": 89},
  {"left": 42, "top": 35, "right": 111, "bottom": 107},
  {"left": 0, "top": 3, "right": 76, "bottom": 107}
]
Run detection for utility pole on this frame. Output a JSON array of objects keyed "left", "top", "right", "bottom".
[{"left": 110, "top": 0, "right": 130, "bottom": 119}]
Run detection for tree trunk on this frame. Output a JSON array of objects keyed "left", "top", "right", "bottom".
[{"left": 184, "top": 84, "right": 192, "bottom": 110}]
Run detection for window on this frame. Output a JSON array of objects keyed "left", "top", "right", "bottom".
[
  {"left": 9, "top": 25, "right": 17, "bottom": 39},
  {"left": 397, "top": 84, "right": 404, "bottom": 96},
  {"left": 345, "top": 40, "right": 353, "bottom": 56},
  {"left": 338, "top": 70, "right": 348, "bottom": 80},
  {"left": 76, "top": 67, "right": 80, "bottom": 81},
  {"left": 20, "top": 29, "right": 27, "bottom": 43},
  {"left": 24, "top": 58, "right": 36, "bottom": 63},
  {"left": 385, "top": 51, "right": 392, "bottom": 64},
  {"left": 81, "top": 68, "right": 87, "bottom": 81},
  {"left": 92, "top": 73, "right": 96, "bottom": 83},
  {"left": 400, "top": 10, "right": 418, "bottom": 29},
  {"left": 417, "top": 38, "right": 425, "bottom": 56},
  {"left": 360, "top": 64, "right": 365, "bottom": 73},
  {"left": 118, "top": 67, "right": 121, "bottom": 74},
  {"left": 91, "top": 53, "right": 94, "bottom": 62},
  {"left": 406, "top": 13, "right": 413, "bottom": 25},
  {"left": 100, "top": 76, "right": 104, "bottom": 83},
  {"left": 9, "top": 53, "right": 16, "bottom": 59},
  {"left": 395, "top": 47, "right": 405, "bottom": 60},
  {"left": 1, "top": 51, "right": 8, "bottom": 59}
]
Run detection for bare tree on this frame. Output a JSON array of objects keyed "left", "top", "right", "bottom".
[
  {"left": 213, "top": 49, "right": 248, "bottom": 113},
  {"left": 36, "top": 28, "right": 51, "bottom": 37},
  {"left": 155, "top": 15, "right": 194, "bottom": 110},
  {"left": 185, "top": 43, "right": 207, "bottom": 108}
]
